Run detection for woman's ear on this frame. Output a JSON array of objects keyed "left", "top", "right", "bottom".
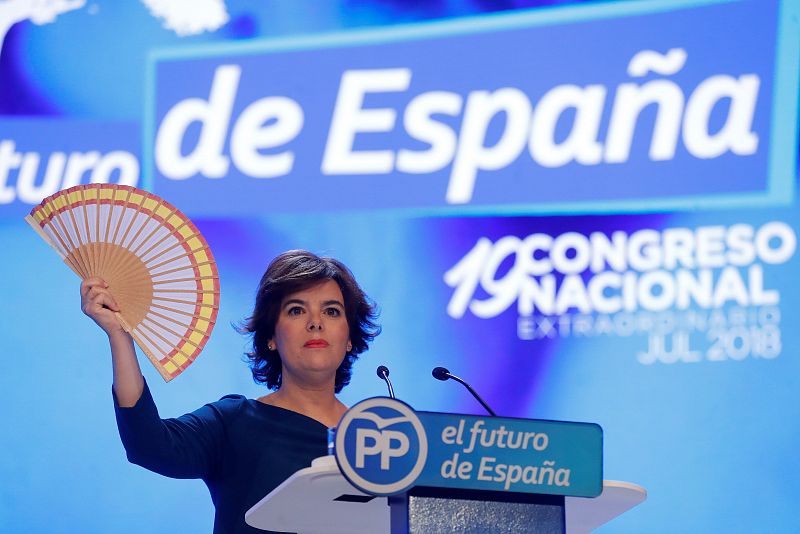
[{"left": 267, "top": 338, "right": 276, "bottom": 351}]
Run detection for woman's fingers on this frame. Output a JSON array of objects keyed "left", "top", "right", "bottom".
[
  {"left": 81, "top": 277, "right": 108, "bottom": 298},
  {"left": 92, "top": 287, "right": 120, "bottom": 311},
  {"left": 81, "top": 278, "right": 121, "bottom": 315},
  {"left": 81, "top": 279, "right": 117, "bottom": 305},
  {"left": 80, "top": 278, "right": 125, "bottom": 336},
  {"left": 88, "top": 291, "right": 121, "bottom": 314}
]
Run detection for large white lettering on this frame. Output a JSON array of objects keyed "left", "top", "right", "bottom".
[
  {"left": 0, "top": 140, "right": 138, "bottom": 205},
  {"left": 445, "top": 222, "right": 795, "bottom": 319},
  {"left": 152, "top": 49, "right": 762, "bottom": 206},
  {"left": 156, "top": 64, "right": 304, "bottom": 180},
  {"left": 322, "top": 68, "right": 411, "bottom": 174}
]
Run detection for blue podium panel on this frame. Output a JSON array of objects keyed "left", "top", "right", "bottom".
[{"left": 334, "top": 398, "right": 603, "bottom": 499}]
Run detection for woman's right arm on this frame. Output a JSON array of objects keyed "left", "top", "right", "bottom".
[
  {"left": 80, "top": 277, "right": 143, "bottom": 407},
  {"left": 82, "top": 277, "right": 223, "bottom": 479}
]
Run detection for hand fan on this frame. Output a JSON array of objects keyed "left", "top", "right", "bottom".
[{"left": 25, "top": 184, "right": 220, "bottom": 382}]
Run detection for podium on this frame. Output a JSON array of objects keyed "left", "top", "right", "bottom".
[
  {"left": 247, "top": 397, "right": 644, "bottom": 533},
  {"left": 245, "top": 455, "right": 646, "bottom": 533}
]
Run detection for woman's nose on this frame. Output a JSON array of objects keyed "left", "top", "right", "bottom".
[{"left": 306, "top": 313, "right": 323, "bottom": 331}]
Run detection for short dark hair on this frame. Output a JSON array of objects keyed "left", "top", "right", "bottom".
[{"left": 240, "top": 250, "right": 380, "bottom": 393}]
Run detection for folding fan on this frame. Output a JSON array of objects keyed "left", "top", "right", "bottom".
[{"left": 25, "top": 184, "right": 220, "bottom": 382}]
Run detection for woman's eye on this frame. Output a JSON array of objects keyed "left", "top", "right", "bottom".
[
  {"left": 325, "top": 307, "right": 341, "bottom": 317},
  {"left": 287, "top": 306, "right": 304, "bottom": 316}
]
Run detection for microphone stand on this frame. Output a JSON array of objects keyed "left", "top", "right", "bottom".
[{"left": 432, "top": 367, "right": 496, "bottom": 416}]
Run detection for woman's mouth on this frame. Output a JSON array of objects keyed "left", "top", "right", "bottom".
[{"left": 304, "top": 339, "right": 329, "bottom": 348}]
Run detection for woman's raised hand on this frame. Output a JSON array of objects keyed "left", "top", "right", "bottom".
[
  {"left": 81, "top": 277, "right": 142, "bottom": 405},
  {"left": 81, "top": 277, "right": 126, "bottom": 337}
]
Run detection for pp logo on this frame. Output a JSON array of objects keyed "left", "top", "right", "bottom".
[{"left": 334, "top": 397, "right": 428, "bottom": 496}]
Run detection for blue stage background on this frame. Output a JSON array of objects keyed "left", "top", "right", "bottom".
[{"left": 1, "top": 1, "right": 798, "bottom": 533}]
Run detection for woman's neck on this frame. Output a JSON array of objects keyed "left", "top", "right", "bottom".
[{"left": 259, "top": 379, "right": 347, "bottom": 427}]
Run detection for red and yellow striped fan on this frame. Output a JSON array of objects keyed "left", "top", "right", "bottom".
[{"left": 25, "top": 184, "right": 220, "bottom": 382}]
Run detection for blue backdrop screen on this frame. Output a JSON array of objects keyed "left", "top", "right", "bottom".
[{"left": 1, "top": 1, "right": 798, "bottom": 533}]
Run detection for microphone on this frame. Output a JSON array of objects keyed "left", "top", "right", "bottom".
[
  {"left": 376, "top": 365, "right": 395, "bottom": 399},
  {"left": 432, "top": 366, "right": 496, "bottom": 416}
]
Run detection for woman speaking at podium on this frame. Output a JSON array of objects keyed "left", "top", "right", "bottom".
[{"left": 81, "top": 250, "right": 380, "bottom": 533}]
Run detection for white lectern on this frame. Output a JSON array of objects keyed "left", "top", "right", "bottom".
[{"left": 245, "top": 455, "right": 646, "bottom": 533}]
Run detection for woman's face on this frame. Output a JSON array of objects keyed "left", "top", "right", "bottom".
[{"left": 270, "top": 279, "right": 351, "bottom": 388}]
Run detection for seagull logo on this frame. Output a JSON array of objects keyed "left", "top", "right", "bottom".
[{"left": 334, "top": 397, "right": 428, "bottom": 496}]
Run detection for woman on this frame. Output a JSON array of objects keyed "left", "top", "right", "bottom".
[{"left": 81, "top": 250, "right": 380, "bottom": 533}]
